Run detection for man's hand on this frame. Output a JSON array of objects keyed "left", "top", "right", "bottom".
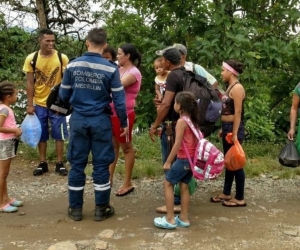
[
  {"left": 26, "top": 105, "right": 35, "bottom": 115},
  {"left": 149, "top": 126, "right": 157, "bottom": 142}
]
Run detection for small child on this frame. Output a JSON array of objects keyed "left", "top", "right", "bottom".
[
  {"left": 154, "top": 57, "right": 169, "bottom": 102},
  {"left": 0, "top": 81, "right": 23, "bottom": 213},
  {"left": 154, "top": 91, "right": 199, "bottom": 229},
  {"left": 103, "top": 46, "right": 117, "bottom": 62}
]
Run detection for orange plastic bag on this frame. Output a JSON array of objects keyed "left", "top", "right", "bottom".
[{"left": 224, "top": 133, "right": 246, "bottom": 171}]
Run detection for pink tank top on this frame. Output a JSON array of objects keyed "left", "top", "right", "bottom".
[
  {"left": 177, "top": 124, "right": 198, "bottom": 158},
  {"left": 0, "top": 104, "right": 17, "bottom": 140},
  {"left": 111, "top": 66, "right": 142, "bottom": 116}
]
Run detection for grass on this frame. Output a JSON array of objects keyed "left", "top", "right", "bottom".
[{"left": 18, "top": 133, "right": 300, "bottom": 180}]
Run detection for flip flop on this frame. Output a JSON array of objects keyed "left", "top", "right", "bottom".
[
  {"left": 116, "top": 187, "right": 135, "bottom": 197},
  {"left": 154, "top": 216, "right": 177, "bottom": 230},
  {"left": 175, "top": 215, "right": 190, "bottom": 228},
  {"left": 9, "top": 198, "right": 23, "bottom": 207},
  {"left": 210, "top": 195, "right": 232, "bottom": 203},
  {"left": 222, "top": 200, "right": 247, "bottom": 207},
  {"left": 0, "top": 203, "right": 18, "bottom": 213}
]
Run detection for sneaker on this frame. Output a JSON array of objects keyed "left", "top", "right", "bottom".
[
  {"left": 55, "top": 161, "right": 68, "bottom": 176},
  {"left": 68, "top": 207, "right": 82, "bottom": 221},
  {"left": 33, "top": 162, "right": 49, "bottom": 176},
  {"left": 94, "top": 204, "right": 115, "bottom": 221}
]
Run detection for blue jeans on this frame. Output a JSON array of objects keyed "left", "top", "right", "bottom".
[
  {"left": 68, "top": 112, "right": 114, "bottom": 208},
  {"left": 222, "top": 122, "right": 245, "bottom": 200}
]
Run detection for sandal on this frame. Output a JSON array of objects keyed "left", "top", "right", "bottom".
[
  {"left": 0, "top": 203, "right": 18, "bottom": 213},
  {"left": 222, "top": 200, "right": 247, "bottom": 207},
  {"left": 210, "top": 195, "right": 232, "bottom": 203},
  {"left": 154, "top": 216, "right": 177, "bottom": 230},
  {"left": 9, "top": 198, "right": 23, "bottom": 207},
  {"left": 175, "top": 215, "right": 190, "bottom": 228}
]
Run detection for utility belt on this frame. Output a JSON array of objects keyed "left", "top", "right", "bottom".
[
  {"left": 162, "top": 120, "right": 176, "bottom": 127},
  {"left": 162, "top": 120, "right": 176, "bottom": 136}
]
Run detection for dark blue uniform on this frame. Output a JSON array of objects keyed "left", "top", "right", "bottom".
[{"left": 60, "top": 52, "right": 127, "bottom": 208}]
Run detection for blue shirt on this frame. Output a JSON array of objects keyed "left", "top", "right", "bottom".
[{"left": 59, "top": 52, "right": 127, "bottom": 127}]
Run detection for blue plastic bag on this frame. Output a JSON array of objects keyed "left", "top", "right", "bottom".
[{"left": 21, "top": 114, "right": 42, "bottom": 148}]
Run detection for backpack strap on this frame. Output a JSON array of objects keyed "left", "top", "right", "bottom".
[
  {"left": 181, "top": 116, "right": 203, "bottom": 140},
  {"left": 57, "top": 51, "right": 63, "bottom": 78},
  {"left": 30, "top": 51, "right": 63, "bottom": 76},
  {"left": 30, "top": 51, "right": 39, "bottom": 72}
]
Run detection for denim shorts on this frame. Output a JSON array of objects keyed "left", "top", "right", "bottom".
[
  {"left": 35, "top": 105, "right": 68, "bottom": 141},
  {"left": 166, "top": 158, "right": 193, "bottom": 185}
]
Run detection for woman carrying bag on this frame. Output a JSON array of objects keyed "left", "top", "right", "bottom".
[{"left": 210, "top": 59, "right": 247, "bottom": 207}]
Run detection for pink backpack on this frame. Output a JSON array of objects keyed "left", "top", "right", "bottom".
[{"left": 182, "top": 116, "right": 224, "bottom": 180}]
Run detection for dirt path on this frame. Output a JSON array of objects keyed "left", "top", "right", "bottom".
[{"left": 1, "top": 159, "right": 300, "bottom": 250}]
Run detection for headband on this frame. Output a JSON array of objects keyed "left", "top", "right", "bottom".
[{"left": 222, "top": 62, "right": 239, "bottom": 76}]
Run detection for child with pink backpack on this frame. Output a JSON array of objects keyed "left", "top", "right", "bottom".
[{"left": 154, "top": 91, "right": 224, "bottom": 229}]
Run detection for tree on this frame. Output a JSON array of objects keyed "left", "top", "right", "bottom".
[
  {"left": 103, "top": 0, "right": 300, "bottom": 141},
  {"left": 0, "top": 0, "right": 98, "bottom": 39}
]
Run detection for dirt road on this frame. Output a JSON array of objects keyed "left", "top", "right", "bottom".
[{"left": 1, "top": 159, "right": 300, "bottom": 250}]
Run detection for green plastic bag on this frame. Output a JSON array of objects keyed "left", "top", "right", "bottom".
[{"left": 174, "top": 177, "right": 197, "bottom": 196}]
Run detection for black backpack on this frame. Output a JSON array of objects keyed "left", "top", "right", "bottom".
[
  {"left": 182, "top": 69, "right": 222, "bottom": 137},
  {"left": 46, "top": 57, "right": 76, "bottom": 116},
  {"left": 46, "top": 83, "right": 73, "bottom": 116},
  {"left": 30, "top": 51, "right": 63, "bottom": 79}
]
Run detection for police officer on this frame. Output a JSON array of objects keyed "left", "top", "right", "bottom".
[{"left": 59, "top": 28, "right": 128, "bottom": 221}]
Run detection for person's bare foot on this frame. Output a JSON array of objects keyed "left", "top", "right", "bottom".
[
  {"left": 222, "top": 198, "right": 247, "bottom": 207},
  {"left": 115, "top": 186, "right": 135, "bottom": 197},
  {"left": 210, "top": 194, "right": 232, "bottom": 203},
  {"left": 155, "top": 205, "right": 181, "bottom": 214}
]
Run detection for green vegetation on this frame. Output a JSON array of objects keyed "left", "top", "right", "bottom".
[{"left": 0, "top": 1, "right": 299, "bottom": 142}]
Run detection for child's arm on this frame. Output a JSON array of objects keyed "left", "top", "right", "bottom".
[
  {"left": 0, "top": 115, "right": 21, "bottom": 136},
  {"left": 155, "top": 83, "right": 162, "bottom": 100},
  {"left": 163, "top": 119, "right": 186, "bottom": 169}
]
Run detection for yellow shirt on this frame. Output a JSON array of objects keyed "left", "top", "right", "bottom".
[{"left": 23, "top": 50, "right": 69, "bottom": 107}]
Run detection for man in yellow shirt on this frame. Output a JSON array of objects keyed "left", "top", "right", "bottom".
[{"left": 23, "top": 29, "right": 69, "bottom": 176}]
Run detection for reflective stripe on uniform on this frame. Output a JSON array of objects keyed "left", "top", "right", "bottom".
[
  {"left": 68, "top": 185, "right": 84, "bottom": 191},
  {"left": 93, "top": 182, "right": 111, "bottom": 191},
  {"left": 60, "top": 123, "right": 65, "bottom": 140},
  {"left": 111, "top": 86, "right": 124, "bottom": 92},
  {"left": 60, "top": 84, "right": 71, "bottom": 89},
  {"left": 68, "top": 61, "right": 116, "bottom": 73}
]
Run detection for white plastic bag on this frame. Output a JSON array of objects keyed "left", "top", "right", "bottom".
[{"left": 21, "top": 114, "right": 42, "bottom": 148}]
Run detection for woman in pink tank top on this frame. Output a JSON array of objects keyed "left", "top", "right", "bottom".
[{"left": 109, "top": 43, "right": 142, "bottom": 196}]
